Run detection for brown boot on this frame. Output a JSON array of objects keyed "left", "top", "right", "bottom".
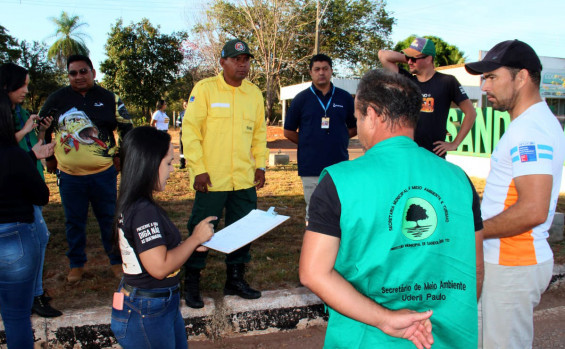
[{"left": 67, "top": 267, "right": 84, "bottom": 283}]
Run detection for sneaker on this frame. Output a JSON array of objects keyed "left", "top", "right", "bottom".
[
  {"left": 67, "top": 267, "right": 84, "bottom": 283},
  {"left": 32, "top": 293, "right": 62, "bottom": 318},
  {"left": 111, "top": 264, "right": 123, "bottom": 278}
]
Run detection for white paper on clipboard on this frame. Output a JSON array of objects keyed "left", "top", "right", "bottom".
[{"left": 202, "top": 207, "right": 289, "bottom": 254}]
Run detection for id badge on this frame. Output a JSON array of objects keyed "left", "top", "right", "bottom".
[{"left": 321, "top": 117, "right": 330, "bottom": 129}]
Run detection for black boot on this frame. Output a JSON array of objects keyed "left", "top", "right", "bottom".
[
  {"left": 32, "top": 293, "right": 62, "bottom": 318},
  {"left": 224, "top": 264, "right": 261, "bottom": 299},
  {"left": 184, "top": 267, "right": 204, "bottom": 308},
  {"left": 179, "top": 157, "right": 186, "bottom": 169}
]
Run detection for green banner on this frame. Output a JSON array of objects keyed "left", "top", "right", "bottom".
[{"left": 446, "top": 107, "right": 513, "bottom": 156}]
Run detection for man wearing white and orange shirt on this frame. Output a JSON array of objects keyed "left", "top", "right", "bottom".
[{"left": 466, "top": 40, "right": 565, "bottom": 348}]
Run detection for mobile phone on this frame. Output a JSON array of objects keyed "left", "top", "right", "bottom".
[{"left": 40, "top": 107, "right": 59, "bottom": 122}]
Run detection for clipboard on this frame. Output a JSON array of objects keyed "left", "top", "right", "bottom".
[{"left": 201, "top": 207, "right": 290, "bottom": 254}]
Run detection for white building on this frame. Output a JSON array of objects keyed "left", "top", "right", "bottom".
[
  {"left": 438, "top": 54, "right": 565, "bottom": 116},
  {"left": 280, "top": 54, "right": 565, "bottom": 121}
]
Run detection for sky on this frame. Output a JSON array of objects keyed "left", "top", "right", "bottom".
[{"left": 1, "top": 0, "right": 563, "bottom": 74}]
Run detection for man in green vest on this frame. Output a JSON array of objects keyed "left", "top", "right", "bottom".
[{"left": 299, "top": 69, "right": 484, "bottom": 348}]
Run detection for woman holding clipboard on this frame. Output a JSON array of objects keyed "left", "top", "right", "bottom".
[{"left": 110, "top": 126, "right": 214, "bottom": 348}]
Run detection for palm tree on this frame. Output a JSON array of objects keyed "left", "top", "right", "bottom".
[{"left": 47, "top": 11, "right": 90, "bottom": 69}]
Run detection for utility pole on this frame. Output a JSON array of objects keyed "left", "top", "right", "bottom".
[{"left": 314, "top": 0, "right": 320, "bottom": 54}]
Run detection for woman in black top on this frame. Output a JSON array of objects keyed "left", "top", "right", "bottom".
[
  {"left": 111, "top": 126, "right": 214, "bottom": 349},
  {"left": 0, "top": 62, "right": 61, "bottom": 318},
  {"left": 0, "top": 92, "right": 52, "bottom": 348}
]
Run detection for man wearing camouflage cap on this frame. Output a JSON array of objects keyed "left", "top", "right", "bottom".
[
  {"left": 379, "top": 37, "right": 477, "bottom": 158},
  {"left": 181, "top": 39, "right": 267, "bottom": 308}
]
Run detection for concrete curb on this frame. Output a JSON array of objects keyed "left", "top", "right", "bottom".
[
  {"left": 1, "top": 266, "right": 564, "bottom": 348},
  {"left": 6, "top": 288, "right": 327, "bottom": 348}
]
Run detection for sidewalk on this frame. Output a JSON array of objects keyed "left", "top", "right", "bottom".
[{"left": 3, "top": 265, "right": 564, "bottom": 348}]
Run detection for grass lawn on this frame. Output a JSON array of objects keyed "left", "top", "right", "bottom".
[{"left": 41, "top": 128, "right": 565, "bottom": 310}]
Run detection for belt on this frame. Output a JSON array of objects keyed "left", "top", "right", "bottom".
[{"left": 121, "top": 283, "right": 179, "bottom": 298}]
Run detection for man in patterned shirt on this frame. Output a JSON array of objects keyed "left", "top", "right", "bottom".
[{"left": 41, "top": 54, "right": 133, "bottom": 284}]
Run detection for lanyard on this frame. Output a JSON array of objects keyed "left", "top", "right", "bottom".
[
  {"left": 310, "top": 85, "right": 335, "bottom": 116},
  {"left": 15, "top": 105, "right": 34, "bottom": 150}
]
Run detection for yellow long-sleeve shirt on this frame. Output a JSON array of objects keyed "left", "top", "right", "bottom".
[{"left": 182, "top": 72, "right": 268, "bottom": 191}]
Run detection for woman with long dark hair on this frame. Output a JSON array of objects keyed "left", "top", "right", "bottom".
[
  {"left": 0, "top": 62, "right": 61, "bottom": 317},
  {"left": 0, "top": 91, "right": 53, "bottom": 348},
  {"left": 111, "top": 126, "right": 214, "bottom": 348}
]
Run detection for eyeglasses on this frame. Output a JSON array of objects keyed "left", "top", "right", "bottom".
[
  {"left": 405, "top": 55, "right": 428, "bottom": 63},
  {"left": 68, "top": 68, "right": 91, "bottom": 77}
]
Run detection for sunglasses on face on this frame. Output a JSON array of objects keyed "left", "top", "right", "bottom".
[
  {"left": 68, "top": 68, "right": 91, "bottom": 77},
  {"left": 405, "top": 55, "right": 428, "bottom": 63}
]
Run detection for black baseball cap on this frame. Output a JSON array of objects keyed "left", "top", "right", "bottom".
[
  {"left": 465, "top": 39, "right": 542, "bottom": 75},
  {"left": 221, "top": 39, "right": 254, "bottom": 59}
]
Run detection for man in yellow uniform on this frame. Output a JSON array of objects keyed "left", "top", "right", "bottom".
[{"left": 181, "top": 39, "right": 268, "bottom": 308}]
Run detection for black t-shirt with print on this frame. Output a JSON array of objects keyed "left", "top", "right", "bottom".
[
  {"left": 119, "top": 199, "right": 181, "bottom": 289},
  {"left": 399, "top": 69, "right": 469, "bottom": 153}
]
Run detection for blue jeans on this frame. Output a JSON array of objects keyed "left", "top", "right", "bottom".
[
  {"left": 111, "top": 284, "right": 187, "bottom": 349},
  {"left": 33, "top": 205, "right": 49, "bottom": 297},
  {"left": 58, "top": 166, "right": 122, "bottom": 267},
  {"left": 0, "top": 222, "right": 40, "bottom": 349}
]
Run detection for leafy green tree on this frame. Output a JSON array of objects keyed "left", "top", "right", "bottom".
[
  {"left": 19, "top": 41, "right": 64, "bottom": 112},
  {"left": 0, "top": 25, "right": 22, "bottom": 63},
  {"left": 315, "top": 0, "right": 395, "bottom": 74},
  {"left": 100, "top": 19, "right": 186, "bottom": 120},
  {"left": 393, "top": 35, "right": 466, "bottom": 67},
  {"left": 47, "top": 11, "right": 90, "bottom": 69}
]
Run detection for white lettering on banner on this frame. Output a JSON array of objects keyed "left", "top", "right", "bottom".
[{"left": 211, "top": 103, "right": 230, "bottom": 108}]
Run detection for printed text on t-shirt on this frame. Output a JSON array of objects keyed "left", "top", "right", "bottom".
[{"left": 137, "top": 222, "right": 162, "bottom": 244}]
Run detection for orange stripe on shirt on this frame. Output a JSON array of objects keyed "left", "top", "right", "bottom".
[{"left": 498, "top": 180, "right": 537, "bottom": 266}]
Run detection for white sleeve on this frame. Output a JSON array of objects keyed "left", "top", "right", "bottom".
[{"left": 509, "top": 125, "right": 554, "bottom": 178}]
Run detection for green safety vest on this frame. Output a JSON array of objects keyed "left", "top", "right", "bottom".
[{"left": 322, "top": 136, "right": 477, "bottom": 348}]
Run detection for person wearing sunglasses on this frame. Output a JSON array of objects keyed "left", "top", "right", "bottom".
[
  {"left": 379, "top": 37, "right": 476, "bottom": 158},
  {"left": 39, "top": 54, "right": 133, "bottom": 284}
]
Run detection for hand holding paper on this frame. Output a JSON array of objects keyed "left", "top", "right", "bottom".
[{"left": 202, "top": 207, "right": 289, "bottom": 253}]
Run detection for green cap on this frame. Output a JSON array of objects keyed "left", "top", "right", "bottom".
[
  {"left": 221, "top": 39, "right": 254, "bottom": 59},
  {"left": 402, "top": 37, "right": 436, "bottom": 58}
]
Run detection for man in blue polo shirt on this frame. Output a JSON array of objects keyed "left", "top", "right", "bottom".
[{"left": 284, "top": 54, "right": 356, "bottom": 221}]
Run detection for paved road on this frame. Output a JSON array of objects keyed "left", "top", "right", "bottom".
[{"left": 188, "top": 282, "right": 565, "bottom": 349}]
